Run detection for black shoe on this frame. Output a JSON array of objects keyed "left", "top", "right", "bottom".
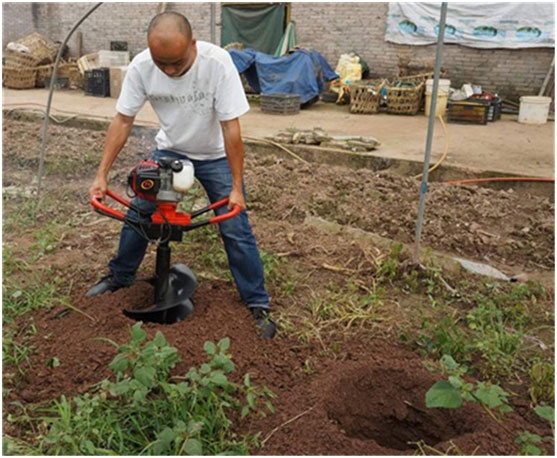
[
  {"left": 251, "top": 307, "right": 277, "bottom": 339},
  {"left": 86, "top": 275, "right": 125, "bottom": 297}
]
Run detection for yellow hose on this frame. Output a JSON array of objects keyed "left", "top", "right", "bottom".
[{"left": 413, "top": 114, "right": 449, "bottom": 180}]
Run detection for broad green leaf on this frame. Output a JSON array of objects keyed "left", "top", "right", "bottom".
[
  {"left": 211, "top": 371, "right": 228, "bottom": 386},
  {"left": 153, "top": 331, "right": 168, "bottom": 347},
  {"left": 109, "top": 355, "right": 130, "bottom": 373},
  {"left": 131, "top": 322, "right": 147, "bottom": 342},
  {"left": 244, "top": 373, "right": 251, "bottom": 387},
  {"left": 204, "top": 341, "right": 216, "bottom": 355},
  {"left": 134, "top": 366, "right": 156, "bottom": 387},
  {"left": 534, "top": 405, "right": 554, "bottom": 422},
  {"left": 425, "top": 381, "right": 462, "bottom": 408},
  {"left": 520, "top": 445, "right": 543, "bottom": 456},
  {"left": 218, "top": 337, "right": 230, "bottom": 352},
  {"left": 440, "top": 355, "right": 459, "bottom": 372},
  {"left": 474, "top": 383, "right": 509, "bottom": 409},
  {"left": 200, "top": 363, "right": 211, "bottom": 375},
  {"left": 184, "top": 438, "right": 203, "bottom": 456}
]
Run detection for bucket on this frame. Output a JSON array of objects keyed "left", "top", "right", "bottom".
[
  {"left": 518, "top": 96, "right": 551, "bottom": 124},
  {"left": 425, "top": 79, "right": 451, "bottom": 117}
]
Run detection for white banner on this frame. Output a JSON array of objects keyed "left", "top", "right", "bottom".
[{"left": 385, "top": 2, "right": 555, "bottom": 49}]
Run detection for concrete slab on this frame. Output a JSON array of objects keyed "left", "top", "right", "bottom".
[{"left": 2, "top": 87, "right": 554, "bottom": 177}]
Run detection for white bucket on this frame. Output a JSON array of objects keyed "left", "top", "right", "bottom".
[
  {"left": 518, "top": 96, "right": 552, "bottom": 124},
  {"left": 425, "top": 79, "right": 451, "bottom": 117},
  {"left": 426, "top": 78, "right": 451, "bottom": 95},
  {"left": 425, "top": 93, "right": 449, "bottom": 117}
]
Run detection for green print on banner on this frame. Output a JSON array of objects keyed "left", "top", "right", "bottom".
[
  {"left": 516, "top": 26, "right": 542, "bottom": 39},
  {"left": 474, "top": 26, "right": 498, "bottom": 37}
]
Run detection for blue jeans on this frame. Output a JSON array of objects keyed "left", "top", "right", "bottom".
[{"left": 108, "top": 150, "right": 270, "bottom": 310}]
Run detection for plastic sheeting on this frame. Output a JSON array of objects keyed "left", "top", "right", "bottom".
[
  {"left": 386, "top": 2, "right": 555, "bottom": 49},
  {"left": 228, "top": 48, "right": 338, "bottom": 104},
  {"left": 221, "top": 4, "right": 286, "bottom": 55}
]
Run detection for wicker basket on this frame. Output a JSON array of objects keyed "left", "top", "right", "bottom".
[
  {"left": 35, "top": 64, "right": 54, "bottom": 87},
  {"left": 349, "top": 79, "right": 387, "bottom": 114},
  {"left": 397, "top": 72, "right": 448, "bottom": 111},
  {"left": 63, "top": 63, "right": 83, "bottom": 88},
  {"left": 3, "top": 66, "right": 38, "bottom": 89},
  {"left": 16, "top": 32, "right": 58, "bottom": 65},
  {"left": 386, "top": 81, "right": 424, "bottom": 115},
  {"left": 3, "top": 48, "right": 41, "bottom": 68}
]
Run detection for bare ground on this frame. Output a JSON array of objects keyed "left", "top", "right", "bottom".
[{"left": 2, "top": 117, "right": 554, "bottom": 455}]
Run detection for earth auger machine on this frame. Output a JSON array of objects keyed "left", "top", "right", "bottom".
[{"left": 90, "top": 155, "right": 240, "bottom": 324}]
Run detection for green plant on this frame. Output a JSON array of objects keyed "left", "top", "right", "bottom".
[
  {"left": 425, "top": 355, "right": 513, "bottom": 424},
  {"left": 37, "top": 323, "right": 274, "bottom": 455},
  {"left": 465, "top": 299, "right": 524, "bottom": 377},
  {"left": 515, "top": 405, "right": 554, "bottom": 455},
  {"left": 375, "top": 242, "right": 404, "bottom": 281},
  {"left": 529, "top": 361, "right": 555, "bottom": 404}
]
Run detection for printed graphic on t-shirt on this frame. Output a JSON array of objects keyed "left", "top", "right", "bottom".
[{"left": 147, "top": 81, "right": 214, "bottom": 116}]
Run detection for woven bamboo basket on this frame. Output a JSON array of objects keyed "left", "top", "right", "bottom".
[
  {"left": 386, "top": 82, "right": 424, "bottom": 115},
  {"left": 397, "top": 72, "right": 448, "bottom": 111},
  {"left": 349, "top": 79, "right": 387, "bottom": 114},
  {"left": 35, "top": 64, "right": 54, "bottom": 87},
  {"left": 63, "top": 63, "right": 83, "bottom": 88},
  {"left": 3, "top": 66, "right": 38, "bottom": 89},
  {"left": 3, "top": 48, "right": 41, "bottom": 68},
  {"left": 16, "top": 32, "right": 58, "bottom": 65}
]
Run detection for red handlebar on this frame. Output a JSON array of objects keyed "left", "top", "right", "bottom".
[{"left": 91, "top": 189, "right": 241, "bottom": 231}]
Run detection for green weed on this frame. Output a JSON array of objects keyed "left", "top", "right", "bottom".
[
  {"left": 413, "top": 278, "right": 552, "bottom": 381},
  {"left": 34, "top": 323, "right": 273, "bottom": 455},
  {"left": 425, "top": 355, "right": 513, "bottom": 420},
  {"left": 528, "top": 361, "right": 555, "bottom": 404}
]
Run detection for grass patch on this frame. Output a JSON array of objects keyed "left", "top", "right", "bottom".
[{"left": 7, "top": 324, "right": 274, "bottom": 455}]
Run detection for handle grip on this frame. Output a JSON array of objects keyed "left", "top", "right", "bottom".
[{"left": 90, "top": 190, "right": 241, "bottom": 230}]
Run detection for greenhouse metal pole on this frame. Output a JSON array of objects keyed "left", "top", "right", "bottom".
[
  {"left": 37, "top": 2, "right": 103, "bottom": 197},
  {"left": 413, "top": 2, "right": 448, "bottom": 262}
]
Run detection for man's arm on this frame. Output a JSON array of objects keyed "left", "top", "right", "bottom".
[
  {"left": 220, "top": 117, "right": 246, "bottom": 210},
  {"left": 89, "top": 113, "right": 136, "bottom": 200}
]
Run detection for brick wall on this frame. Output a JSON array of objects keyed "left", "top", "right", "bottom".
[{"left": 2, "top": 2, "right": 554, "bottom": 100}]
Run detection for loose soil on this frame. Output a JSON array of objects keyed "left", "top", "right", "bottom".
[{"left": 2, "top": 117, "right": 554, "bottom": 455}]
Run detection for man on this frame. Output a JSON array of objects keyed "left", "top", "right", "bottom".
[{"left": 87, "top": 11, "right": 276, "bottom": 338}]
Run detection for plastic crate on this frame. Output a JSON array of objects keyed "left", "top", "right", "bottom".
[
  {"left": 261, "top": 93, "right": 300, "bottom": 115},
  {"left": 488, "top": 97, "right": 501, "bottom": 122},
  {"left": 110, "top": 41, "right": 128, "bottom": 51},
  {"left": 447, "top": 100, "right": 489, "bottom": 125},
  {"left": 84, "top": 68, "right": 110, "bottom": 97}
]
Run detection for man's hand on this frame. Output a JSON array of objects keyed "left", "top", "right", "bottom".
[
  {"left": 228, "top": 187, "right": 246, "bottom": 210},
  {"left": 89, "top": 175, "right": 108, "bottom": 201},
  {"left": 89, "top": 113, "right": 135, "bottom": 201}
]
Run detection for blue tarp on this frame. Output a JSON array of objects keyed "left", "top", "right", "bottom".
[{"left": 228, "top": 48, "right": 338, "bottom": 104}]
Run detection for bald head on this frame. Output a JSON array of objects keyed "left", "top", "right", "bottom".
[
  {"left": 147, "top": 12, "right": 197, "bottom": 78},
  {"left": 148, "top": 12, "right": 192, "bottom": 40}
]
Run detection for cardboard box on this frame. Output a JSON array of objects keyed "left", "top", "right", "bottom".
[{"left": 109, "top": 66, "right": 128, "bottom": 99}]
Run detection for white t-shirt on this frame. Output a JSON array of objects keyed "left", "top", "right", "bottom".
[{"left": 116, "top": 41, "right": 250, "bottom": 160}]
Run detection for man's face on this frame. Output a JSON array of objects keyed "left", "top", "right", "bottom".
[{"left": 149, "top": 35, "right": 197, "bottom": 78}]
